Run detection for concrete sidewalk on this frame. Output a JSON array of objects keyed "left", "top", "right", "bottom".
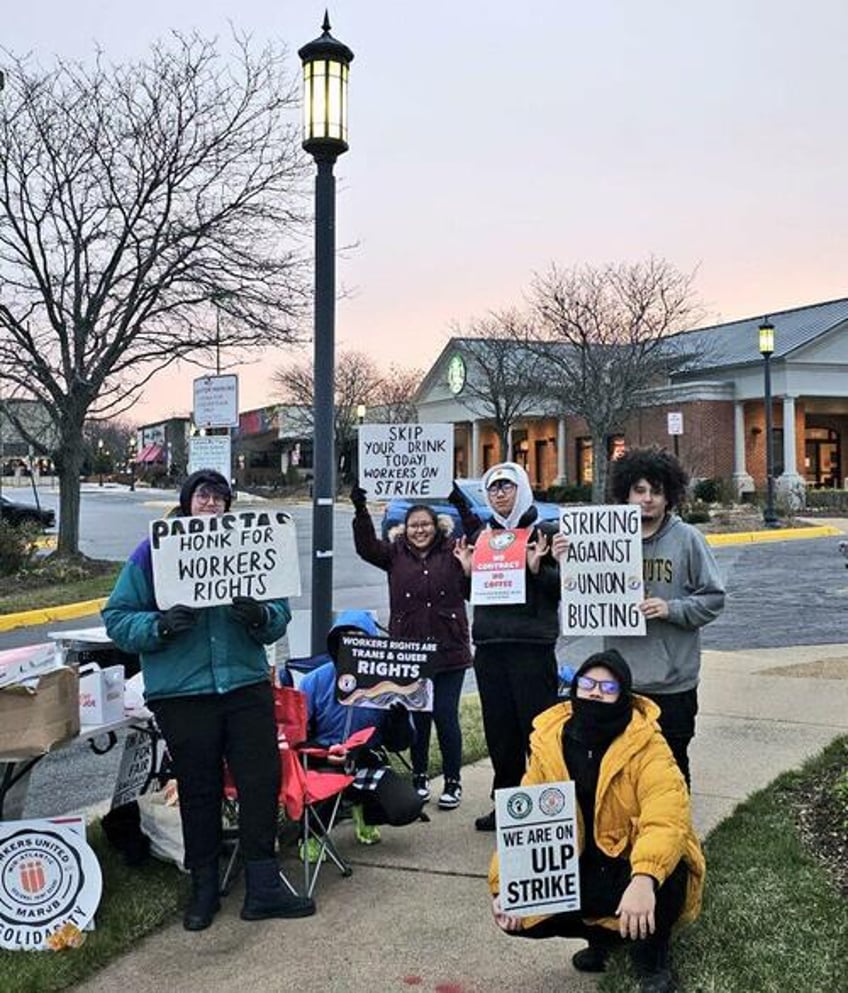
[{"left": 67, "top": 641, "right": 848, "bottom": 993}]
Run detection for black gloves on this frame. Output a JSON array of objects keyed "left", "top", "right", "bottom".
[
  {"left": 231, "top": 595, "right": 268, "bottom": 629},
  {"left": 157, "top": 605, "right": 199, "bottom": 638},
  {"left": 350, "top": 483, "right": 368, "bottom": 512},
  {"left": 447, "top": 483, "right": 470, "bottom": 515}
]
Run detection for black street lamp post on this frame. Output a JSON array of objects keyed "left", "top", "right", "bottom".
[
  {"left": 758, "top": 318, "right": 779, "bottom": 527},
  {"left": 128, "top": 437, "right": 137, "bottom": 492},
  {"left": 299, "top": 14, "right": 354, "bottom": 655}
]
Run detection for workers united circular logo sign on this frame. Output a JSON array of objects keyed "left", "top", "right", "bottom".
[
  {"left": 539, "top": 787, "right": 567, "bottom": 817},
  {"left": 0, "top": 826, "right": 102, "bottom": 950}
]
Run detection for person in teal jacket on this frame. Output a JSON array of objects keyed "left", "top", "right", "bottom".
[{"left": 103, "top": 469, "right": 314, "bottom": 930}]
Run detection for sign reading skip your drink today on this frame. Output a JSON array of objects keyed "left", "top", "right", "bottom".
[
  {"left": 150, "top": 510, "right": 301, "bottom": 609},
  {"left": 358, "top": 423, "right": 454, "bottom": 499}
]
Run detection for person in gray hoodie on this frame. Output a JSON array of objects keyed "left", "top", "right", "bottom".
[{"left": 556, "top": 447, "right": 725, "bottom": 787}]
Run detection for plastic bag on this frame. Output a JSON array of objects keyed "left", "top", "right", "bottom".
[{"left": 137, "top": 782, "right": 186, "bottom": 871}]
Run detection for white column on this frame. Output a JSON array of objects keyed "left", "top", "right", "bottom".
[
  {"left": 471, "top": 420, "right": 480, "bottom": 477},
  {"left": 555, "top": 417, "right": 567, "bottom": 484},
  {"left": 732, "top": 400, "right": 754, "bottom": 497},
  {"left": 776, "top": 394, "right": 806, "bottom": 509}
]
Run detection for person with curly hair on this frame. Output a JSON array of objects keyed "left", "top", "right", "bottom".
[
  {"left": 555, "top": 447, "right": 725, "bottom": 786},
  {"left": 606, "top": 447, "right": 724, "bottom": 785}
]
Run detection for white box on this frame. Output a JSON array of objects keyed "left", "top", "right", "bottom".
[{"left": 79, "top": 664, "right": 125, "bottom": 726}]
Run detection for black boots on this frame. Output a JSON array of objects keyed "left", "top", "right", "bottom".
[
  {"left": 240, "top": 858, "right": 316, "bottom": 920},
  {"left": 571, "top": 943, "right": 612, "bottom": 973},
  {"left": 630, "top": 937, "right": 676, "bottom": 993},
  {"left": 183, "top": 863, "right": 221, "bottom": 931}
]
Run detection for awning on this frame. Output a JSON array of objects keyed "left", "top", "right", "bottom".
[{"left": 135, "top": 443, "right": 165, "bottom": 464}]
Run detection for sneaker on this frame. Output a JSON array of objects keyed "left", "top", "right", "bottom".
[
  {"left": 352, "top": 803, "right": 382, "bottom": 846},
  {"left": 298, "top": 837, "right": 326, "bottom": 864},
  {"left": 412, "top": 774, "right": 431, "bottom": 803},
  {"left": 571, "top": 944, "right": 611, "bottom": 973},
  {"left": 474, "top": 809, "right": 496, "bottom": 832},
  {"left": 438, "top": 779, "right": 462, "bottom": 810}
]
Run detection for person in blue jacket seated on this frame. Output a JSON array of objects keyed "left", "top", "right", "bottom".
[
  {"left": 103, "top": 469, "right": 315, "bottom": 931},
  {"left": 298, "top": 609, "right": 417, "bottom": 854}
]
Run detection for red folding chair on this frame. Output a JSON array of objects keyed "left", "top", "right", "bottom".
[{"left": 222, "top": 686, "right": 376, "bottom": 900}]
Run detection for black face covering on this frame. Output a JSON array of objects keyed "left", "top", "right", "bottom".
[{"left": 566, "top": 650, "right": 634, "bottom": 748}]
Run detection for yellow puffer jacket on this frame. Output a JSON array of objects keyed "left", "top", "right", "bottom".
[{"left": 488, "top": 695, "right": 705, "bottom": 933}]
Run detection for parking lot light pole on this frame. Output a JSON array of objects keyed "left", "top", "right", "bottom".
[
  {"left": 759, "top": 318, "right": 779, "bottom": 528},
  {"left": 299, "top": 14, "right": 354, "bottom": 655}
]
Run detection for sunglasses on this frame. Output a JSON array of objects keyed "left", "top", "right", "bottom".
[
  {"left": 487, "top": 480, "right": 516, "bottom": 493},
  {"left": 576, "top": 675, "right": 621, "bottom": 695}
]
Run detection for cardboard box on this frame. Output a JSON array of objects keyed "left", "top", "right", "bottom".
[
  {"left": 79, "top": 664, "right": 125, "bottom": 726},
  {"left": 0, "top": 641, "right": 62, "bottom": 689},
  {"left": 0, "top": 667, "right": 81, "bottom": 759}
]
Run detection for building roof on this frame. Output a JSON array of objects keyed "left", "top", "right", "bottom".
[{"left": 670, "top": 296, "right": 848, "bottom": 371}]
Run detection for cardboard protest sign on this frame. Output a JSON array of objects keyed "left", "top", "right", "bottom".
[
  {"left": 495, "top": 781, "right": 580, "bottom": 917},
  {"left": 335, "top": 634, "right": 435, "bottom": 712},
  {"left": 150, "top": 510, "right": 301, "bottom": 609},
  {"left": 358, "top": 423, "right": 453, "bottom": 499},
  {"left": 470, "top": 528, "right": 529, "bottom": 605},
  {"left": 559, "top": 505, "right": 646, "bottom": 636},
  {"left": 0, "top": 817, "right": 102, "bottom": 950}
]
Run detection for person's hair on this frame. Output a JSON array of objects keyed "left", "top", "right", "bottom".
[
  {"left": 404, "top": 505, "right": 438, "bottom": 529},
  {"left": 608, "top": 446, "right": 689, "bottom": 510}
]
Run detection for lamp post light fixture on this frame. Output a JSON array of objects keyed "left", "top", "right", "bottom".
[
  {"left": 758, "top": 318, "right": 779, "bottom": 528},
  {"left": 97, "top": 438, "right": 105, "bottom": 487},
  {"left": 127, "top": 436, "right": 137, "bottom": 492},
  {"left": 299, "top": 13, "right": 354, "bottom": 655}
]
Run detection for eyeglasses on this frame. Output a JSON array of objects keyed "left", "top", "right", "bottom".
[
  {"left": 487, "top": 480, "right": 516, "bottom": 493},
  {"left": 576, "top": 675, "right": 621, "bottom": 695},
  {"left": 407, "top": 521, "right": 435, "bottom": 530},
  {"left": 193, "top": 488, "right": 226, "bottom": 506}
]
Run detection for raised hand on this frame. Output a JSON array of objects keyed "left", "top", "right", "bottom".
[
  {"left": 453, "top": 535, "right": 474, "bottom": 576},
  {"left": 526, "top": 531, "right": 550, "bottom": 574}
]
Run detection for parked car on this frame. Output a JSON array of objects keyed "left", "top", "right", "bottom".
[
  {"left": 379, "top": 478, "right": 562, "bottom": 539},
  {"left": 0, "top": 495, "right": 56, "bottom": 529}
]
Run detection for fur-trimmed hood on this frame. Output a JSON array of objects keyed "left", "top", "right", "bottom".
[{"left": 387, "top": 512, "right": 455, "bottom": 544}]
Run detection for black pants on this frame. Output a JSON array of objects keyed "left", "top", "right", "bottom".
[
  {"left": 410, "top": 668, "right": 466, "bottom": 782},
  {"left": 474, "top": 642, "right": 559, "bottom": 794},
  {"left": 516, "top": 858, "right": 689, "bottom": 946},
  {"left": 150, "top": 681, "right": 280, "bottom": 869},
  {"left": 641, "top": 689, "right": 698, "bottom": 788}
]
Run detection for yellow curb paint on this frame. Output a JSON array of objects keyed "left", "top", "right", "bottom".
[
  {"left": 705, "top": 525, "right": 842, "bottom": 546},
  {"left": 0, "top": 597, "right": 107, "bottom": 633}
]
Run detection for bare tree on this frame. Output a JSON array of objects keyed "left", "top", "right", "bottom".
[
  {"left": 0, "top": 34, "right": 310, "bottom": 555},
  {"left": 272, "top": 349, "right": 384, "bottom": 485},
  {"left": 531, "top": 258, "right": 703, "bottom": 502},
  {"left": 452, "top": 310, "right": 549, "bottom": 461},
  {"left": 370, "top": 365, "right": 423, "bottom": 423}
]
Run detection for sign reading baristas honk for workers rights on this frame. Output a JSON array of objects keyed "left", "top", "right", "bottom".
[{"left": 150, "top": 510, "right": 301, "bottom": 609}]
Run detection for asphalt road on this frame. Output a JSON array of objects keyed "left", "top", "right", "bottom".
[{"left": 5, "top": 487, "right": 847, "bottom": 819}]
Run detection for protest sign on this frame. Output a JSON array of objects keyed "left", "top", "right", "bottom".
[
  {"left": 335, "top": 634, "right": 435, "bottom": 712},
  {"left": 150, "top": 510, "right": 301, "bottom": 609},
  {"left": 559, "top": 505, "right": 646, "bottom": 636},
  {"left": 0, "top": 817, "right": 102, "bottom": 951},
  {"left": 495, "top": 781, "right": 580, "bottom": 917},
  {"left": 110, "top": 728, "right": 166, "bottom": 809},
  {"left": 470, "top": 528, "right": 529, "bottom": 605},
  {"left": 358, "top": 423, "right": 453, "bottom": 499}
]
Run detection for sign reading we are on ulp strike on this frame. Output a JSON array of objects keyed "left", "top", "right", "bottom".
[
  {"left": 358, "top": 423, "right": 453, "bottom": 498},
  {"left": 150, "top": 510, "right": 301, "bottom": 609}
]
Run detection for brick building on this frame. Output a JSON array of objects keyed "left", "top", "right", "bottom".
[{"left": 414, "top": 297, "right": 848, "bottom": 500}]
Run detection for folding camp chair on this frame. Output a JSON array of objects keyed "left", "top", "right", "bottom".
[
  {"left": 285, "top": 653, "right": 413, "bottom": 774},
  {"left": 221, "top": 685, "right": 376, "bottom": 900}
]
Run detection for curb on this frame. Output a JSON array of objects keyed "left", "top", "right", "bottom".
[
  {"left": 0, "top": 597, "right": 107, "bottom": 633},
  {"left": 705, "top": 524, "right": 842, "bottom": 546}
]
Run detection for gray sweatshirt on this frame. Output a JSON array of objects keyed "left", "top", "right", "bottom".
[{"left": 604, "top": 513, "right": 725, "bottom": 695}]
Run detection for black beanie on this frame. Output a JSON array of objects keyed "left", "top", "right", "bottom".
[
  {"left": 566, "top": 649, "right": 634, "bottom": 748},
  {"left": 570, "top": 649, "right": 633, "bottom": 700},
  {"left": 179, "top": 469, "right": 232, "bottom": 515}
]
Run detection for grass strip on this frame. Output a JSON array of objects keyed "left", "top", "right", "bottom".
[
  {"left": 0, "top": 566, "right": 121, "bottom": 615},
  {"left": 599, "top": 736, "right": 848, "bottom": 993}
]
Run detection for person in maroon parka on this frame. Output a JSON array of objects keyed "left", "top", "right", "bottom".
[{"left": 351, "top": 485, "right": 472, "bottom": 811}]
